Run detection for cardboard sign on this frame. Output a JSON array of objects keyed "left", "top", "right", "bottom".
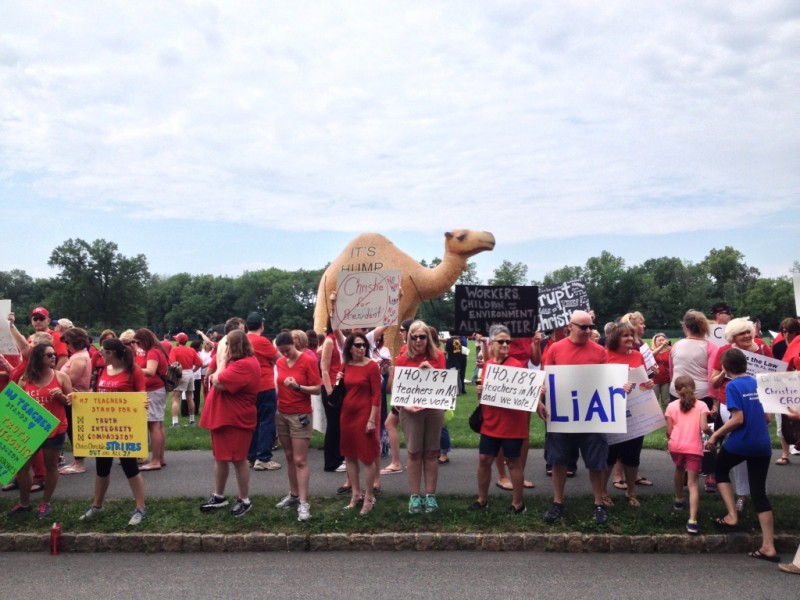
[
  {"left": 0, "top": 300, "right": 20, "bottom": 356},
  {"left": 756, "top": 371, "right": 800, "bottom": 415},
  {"left": 72, "top": 392, "right": 149, "bottom": 458},
  {"left": 331, "top": 270, "right": 401, "bottom": 330},
  {"left": 537, "top": 280, "right": 590, "bottom": 332},
  {"left": 707, "top": 324, "right": 726, "bottom": 347},
  {"left": 742, "top": 350, "right": 788, "bottom": 376},
  {"left": 606, "top": 367, "right": 666, "bottom": 444},
  {"left": 390, "top": 367, "right": 458, "bottom": 410},
  {"left": 794, "top": 272, "right": 800, "bottom": 317},
  {"left": 480, "top": 364, "right": 545, "bottom": 413},
  {"left": 543, "top": 364, "right": 629, "bottom": 433},
  {"left": 454, "top": 285, "right": 538, "bottom": 336},
  {"left": 0, "top": 382, "right": 61, "bottom": 485}
]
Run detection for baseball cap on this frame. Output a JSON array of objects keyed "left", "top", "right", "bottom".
[
  {"left": 31, "top": 307, "right": 50, "bottom": 318},
  {"left": 174, "top": 332, "right": 189, "bottom": 344}
]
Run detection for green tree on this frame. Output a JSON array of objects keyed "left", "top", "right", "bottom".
[
  {"left": 537, "top": 265, "right": 584, "bottom": 286},
  {"left": 740, "top": 277, "right": 795, "bottom": 330},
  {"left": 701, "top": 246, "right": 760, "bottom": 309},
  {"left": 489, "top": 260, "right": 528, "bottom": 285},
  {"left": 0, "top": 269, "right": 46, "bottom": 324},
  {"left": 47, "top": 239, "right": 149, "bottom": 329}
]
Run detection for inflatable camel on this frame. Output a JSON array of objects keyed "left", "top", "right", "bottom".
[{"left": 313, "top": 229, "right": 496, "bottom": 356}]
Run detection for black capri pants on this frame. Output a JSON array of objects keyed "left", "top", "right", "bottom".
[
  {"left": 95, "top": 457, "right": 140, "bottom": 479},
  {"left": 715, "top": 447, "right": 771, "bottom": 513}
]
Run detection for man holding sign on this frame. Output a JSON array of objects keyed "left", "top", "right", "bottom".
[{"left": 537, "top": 310, "right": 610, "bottom": 525}]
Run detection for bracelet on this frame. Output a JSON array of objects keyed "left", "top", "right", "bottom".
[{"left": 294, "top": 384, "right": 302, "bottom": 392}]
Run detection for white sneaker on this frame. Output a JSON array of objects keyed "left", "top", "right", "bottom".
[
  {"left": 254, "top": 460, "right": 282, "bottom": 471},
  {"left": 297, "top": 502, "right": 311, "bottom": 522},
  {"left": 790, "top": 446, "right": 800, "bottom": 456},
  {"left": 335, "top": 462, "right": 346, "bottom": 472},
  {"left": 275, "top": 494, "right": 300, "bottom": 509},
  {"left": 80, "top": 505, "right": 104, "bottom": 520},
  {"left": 128, "top": 508, "right": 146, "bottom": 526}
]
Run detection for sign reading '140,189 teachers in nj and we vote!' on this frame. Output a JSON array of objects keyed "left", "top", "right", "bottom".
[
  {"left": 390, "top": 367, "right": 459, "bottom": 411},
  {"left": 332, "top": 270, "right": 401, "bottom": 330},
  {"left": 0, "top": 382, "right": 61, "bottom": 486},
  {"left": 480, "top": 364, "right": 546, "bottom": 413}
]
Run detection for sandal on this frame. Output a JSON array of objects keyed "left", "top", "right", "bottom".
[
  {"left": 749, "top": 549, "right": 780, "bottom": 563},
  {"left": 714, "top": 516, "right": 738, "bottom": 531},
  {"left": 776, "top": 456, "right": 790, "bottom": 466},
  {"left": 634, "top": 476, "right": 653, "bottom": 486},
  {"left": 495, "top": 480, "right": 513, "bottom": 491},
  {"left": 523, "top": 480, "right": 535, "bottom": 489},
  {"left": 29, "top": 482, "right": 44, "bottom": 493},
  {"left": 601, "top": 494, "right": 615, "bottom": 508},
  {"left": 59, "top": 464, "right": 87, "bottom": 475},
  {"left": 613, "top": 480, "right": 627, "bottom": 490},
  {"left": 626, "top": 495, "right": 641, "bottom": 508},
  {"left": 1, "top": 481, "right": 19, "bottom": 492}
]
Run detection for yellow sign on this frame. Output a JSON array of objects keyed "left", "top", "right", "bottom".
[{"left": 71, "top": 392, "right": 149, "bottom": 458}]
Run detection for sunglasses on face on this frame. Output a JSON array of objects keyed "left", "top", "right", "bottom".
[
  {"left": 494, "top": 339, "right": 511, "bottom": 345},
  {"left": 32, "top": 316, "right": 46, "bottom": 322},
  {"left": 352, "top": 342, "right": 368, "bottom": 349},
  {"left": 571, "top": 323, "right": 593, "bottom": 331},
  {"left": 44, "top": 352, "right": 57, "bottom": 358},
  {"left": 410, "top": 334, "right": 427, "bottom": 341}
]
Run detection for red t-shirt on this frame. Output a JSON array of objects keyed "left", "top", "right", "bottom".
[
  {"left": 247, "top": 333, "right": 278, "bottom": 391},
  {"left": 543, "top": 337, "right": 607, "bottom": 367},
  {"left": 605, "top": 348, "right": 645, "bottom": 369},
  {"left": 23, "top": 371, "right": 68, "bottom": 437},
  {"left": 169, "top": 344, "right": 202, "bottom": 371},
  {"left": 97, "top": 366, "right": 146, "bottom": 393},
  {"left": 394, "top": 349, "right": 447, "bottom": 370},
  {"left": 508, "top": 338, "right": 533, "bottom": 365},
  {"left": 713, "top": 342, "right": 773, "bottom": 403},
  {"left": 480, "top": 356, "right": 530, "bottom": 439},
  {"left": 199, "top": 356, "right": 261, "bottom": 431},
  {"left": 28, "top": 330, "right": 68, "bottom": 360},
  {"left": 652, "top": 350, "right": 671, "bottom": 385},
  {"left": 136, "top": 347, "right": 168, "bottom": 392},
  {"left": 276, "top": 351, "right": 322, "bottom": 414},
  {"left": 160, "top": 340, "right": 173, "bottom": 356}
]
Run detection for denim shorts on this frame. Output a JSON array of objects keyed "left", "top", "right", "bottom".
[
  {"left": 548, "top": 432, "right": 608, "bottom": 471},
  {"left": 40, "top": 432, "right": 66, "bottom": 451}
]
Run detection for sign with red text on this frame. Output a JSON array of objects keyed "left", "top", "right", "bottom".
[
  {"left": 543, "top": 364, "right": 629, "bottom": 433},
  {"left": 756, "top": 371, "right": 800, "bottom": 415},
  {"left": 332, "top": 270, "right": 401, "bottom": 330},
  {"left": 480, "top": 364, "right": 545, "bottom": 412},
  {"left": 0, "top": 382, "right": 61, "bottom": 485},
  {"left": 390, "top": 367, "right": 458, "bottom": 410},
  {"left": 72, "top": 392, "right": 149, "bottom": 458}
]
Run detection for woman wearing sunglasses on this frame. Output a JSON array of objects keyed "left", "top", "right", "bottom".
[
  {"left": 335, "top": 333, "right": 382, "bottom": 514},
  {"left": 10, "top": 343, "right": 73, "bottom": 519},
  {"left": 388, "top": 320, "right": 447, "bottom": 514}
]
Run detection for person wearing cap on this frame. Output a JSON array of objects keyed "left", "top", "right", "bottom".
[
  {"left": 169, "top": 333, "right": 202, "bottom": 427},
  {"left": 711, "top": 303, "right": 735, "bottom": 325},
  {"left": 29, "top": 307, "right": 68, "bottom": 369},
  {"left": 245, "top": 312, "right": 281, "bottom": 471}
]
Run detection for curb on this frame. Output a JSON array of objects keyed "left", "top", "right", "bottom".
[{"left": 2, "top": 532, "right": 799, "bottom": 553}]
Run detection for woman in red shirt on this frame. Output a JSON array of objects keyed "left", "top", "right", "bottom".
[
  {"left": 388, "top": 320, "right": 447, "bottom": 515},
  {"left": 80, "top": 338, "right": 148, "bottom": 526},
  {"left": 11, "top": 343, "right": 73, "bottom": 519},
  {"left": 651, "top": 332, "right": 672, "bottom": 408}
]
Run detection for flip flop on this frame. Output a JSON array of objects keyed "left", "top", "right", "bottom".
[
  {"left": 138, "top": 464, "right": 162, "bottom": 472},
  {"left": 776, "top": 457, "right": 790, "bottom": 466},
  {"left": 613, "top": 480, "right": 627, "bottom": 490},
  {"left": 380, "top": 466, "right": 403, "bottom": 475},
  {"left": 523, "top": 480, "right": 535, "bottom": 489},
  {"left": 749, "top": 550, "right": 780, "bottom": 563},
  {"left": 626, "top": 495, "right": 641, "bottom": 508},
  {"left": 714, "top": 516, "right": 738, "bottom": 531},
  {"left": 59, "top": 465, "right": 86, "bottom": 475},
  {"left": 29, "top": 482, "right": 44, "bottom": 493},
  {"left": 635, "top": 476, "right": 653, "bottom": 486},
  {"left": 437, "top": 457, "right": 450, "bottom": 465},
  {"left": 1, "top": 481, "right": 19, "bottom": 492},
  {"left": 495, "top": 481, "right": 513, "bottom": 491}
]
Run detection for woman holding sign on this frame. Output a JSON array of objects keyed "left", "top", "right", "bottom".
[
  {"left": 336, "top": 333, "right": 382, "bottom": 514},
  {"left": 389, "top": 320, "right": 447, "bottom": 514},
  {"left": 470, "top": 325, "right": 530, "bottom": 514},
  {"left": 11, "top": 343, "right": 73, "bottom": 519},
  {"left": 79, "top": 338, "right": 148, "bottom": 526}
]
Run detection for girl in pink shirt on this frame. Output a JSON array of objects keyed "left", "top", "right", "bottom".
[{"left": 665, "top": 375, "right": 712, "bottom": 534}]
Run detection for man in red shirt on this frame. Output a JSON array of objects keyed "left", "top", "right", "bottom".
[
  {"left": 245, "top": 312, "right": 281, "bottom": 471},
  {"left": 169, "top": 332, "right": 202, "bottom": 426},
  {"left": 537, "top": 310, "right": 609, "bottom": 525}
]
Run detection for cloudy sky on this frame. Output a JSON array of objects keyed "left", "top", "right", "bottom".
[{"left": 1, "top": 1, "right": 798, "bottom": 284}]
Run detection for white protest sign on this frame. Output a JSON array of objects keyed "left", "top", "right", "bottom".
[
  {"left": 390, "top": 367, "right": 458, "bottom": 410},
  {"left": 480, "top": 364, "right": 545, "bottom": 413},
  {"left": 756, "top": 371, "right": 800, "bottom": 415},
  {"left": 544, "top": 364, "right": 629, "bottom": 433},
  {"left": 742, "top": 350, "right": 787, "bottom": 377},
  {"left": 0, "top": 300, "right": 19, "bottom": 356},
  {"left": 607, "top": 367, "right": 666, "bottom": 444},
  {"left": 332, "top": 270, "right": 401, "bottom": 330},
  {"left": 639, "top": 343, "right": 656, "bottom": 373},
  {"left": 707, "top": 324, "right": 726, "bottom": 347},
  {"left": 793, "top": 272, "right": 800, "bottom": 317}
]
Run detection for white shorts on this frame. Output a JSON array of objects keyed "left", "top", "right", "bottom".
[{"left": 174, "top": 370, "right": 194, "bottom": 392}]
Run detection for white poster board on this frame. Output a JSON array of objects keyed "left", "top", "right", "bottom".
[
  {"left": 0, "top": 300, "right": 19, "bottom": 356},
  {"left": 543, "top": 364, "right": 629, "bottom": 433},
  {"left": 332, "top": 270, "right": 401, "bottom": 330},
  {"left": 480, "top": 364, "right": 545, "bottom": 413},
  {"left": 606, "top": 367, "right": 666, "bottom": 444},
  {"left": 756, "top": 371, "right": 800, "bottom": 415},
  {"left": 742, "top": 350, "right": 787, "bottom": 377},
  {"left": 707, "top": 324, "right": 726, "bottom": 347},
  {"left": 311, "top": 394, "right": 326, "bottom": 434},
  {"left": 390, "top": 367, "right": 458, "bottom": 410},
  {"left": 793, "top": 272, "right": 800, "bottom": 317}
]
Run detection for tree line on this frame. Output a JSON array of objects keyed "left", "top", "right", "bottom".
[{"left": 0, "top": 238, "right": 796, "bottom": 337}]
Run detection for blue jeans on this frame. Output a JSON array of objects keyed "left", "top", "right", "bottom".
[
  {"left": 248, "top": 389, "right": 277, "bottom": 462},
  {"left": 440, "top": 425, "right": 451, "bottom": 455}
]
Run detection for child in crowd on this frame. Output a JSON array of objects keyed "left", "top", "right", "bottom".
[{"left": 665, "top": 375, "right": 712, "bottom": 534}]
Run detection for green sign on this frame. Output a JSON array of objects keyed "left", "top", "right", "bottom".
[{"left": 0, "top": 382, "right": 60, "bottom": 486}]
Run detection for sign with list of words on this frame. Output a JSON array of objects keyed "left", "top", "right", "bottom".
[{"left": 72, "top": 392, "right": 149, "bottom": 458}]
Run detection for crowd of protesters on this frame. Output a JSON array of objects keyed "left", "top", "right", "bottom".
[{"left": 2, "top": 300, "right": 800, "bottom": 574}]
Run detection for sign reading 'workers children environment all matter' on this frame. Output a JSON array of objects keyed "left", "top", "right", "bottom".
[
  {"left": 0, "top": 382, "right": 61, "bottom": 486},
  {"left": 72, "top": 392, "right": 149, "bottom": 458},
  {"left": 543, "top": 364, "right": 629, "bottom": 433},
  {"left": 454, "top": 285, "right": 538, "bottom": 336},
  {"left": 480, "top": 364, "right": 545, "bottom": 412},
  {"left": 332, "top": 270, "right": 401, "bottom": 330},
  {"left": 390, "top": 367, "right": 459, "bottom": 411}
]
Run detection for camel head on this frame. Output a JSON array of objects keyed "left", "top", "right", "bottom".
[{"left": 444, "top": 229, "right": 496, "bottom": 260}]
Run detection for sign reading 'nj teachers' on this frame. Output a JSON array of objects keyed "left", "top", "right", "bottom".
[{"left": 454, "top": 285, "right": 538, "bottom": 336}]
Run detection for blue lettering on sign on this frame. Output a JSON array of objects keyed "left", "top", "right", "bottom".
[{"left": 547, "top": 374, "right": 626, "bottom": 423}]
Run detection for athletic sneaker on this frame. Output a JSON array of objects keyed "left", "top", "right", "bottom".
[
  {"left": 230, "top": 499, "right": 252, "bottom": 517},
  {"left": 673, "top": 499, "right": 686, "bottom": 510},
  {"left": 275, "top": 493, "right": 300, "bottom": 509},
  {"left": 686, "top": 520, "right": 699, "bottom": 534},
  {"left": 9, "top": 503, "right": 32, "bottom": 514},
  {"left": 80, "top": 505, "right": 104, "bottom": 520},
  {"left": 543, "top": 502, "right": 564, "bottom": 523},
  {"left": 335, "top": 462, "right": 347, "bottom": 473},
  {"left": 297, "top": 502, "right": 311, "bottom": 522},
  {"left": 37, "top": 502, "right": 52, "bottom": 520},
  {"left": 509, "top": 503, "right": 527, "bottom": 515},
  {"left": 408, "top": 495, "right": 422, "bottom": 514},
  {"left": 254, "top": 460, "right": 281, "bottom": 471},
  {"left": 594, "top": 504, "right": 608, "bottom": 525},
  {"left": 424, "top": 494, "right": 438, "bottom": 513},
  {"left": 467, "top": 501, "right": 488, "bottom": 512},
  {"left": 128, "top": 508, "right": 146, "bottom": 526},
  {"left": 200, "top": 494, "right": 228, "bottom": 512}
]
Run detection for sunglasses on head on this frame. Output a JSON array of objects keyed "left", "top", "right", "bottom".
[
  {"left": 410, "top": 334, "right": 427, "bottom": 341},
  {"left": 571, "top": 323, "right": 593, "bottom": 331}
]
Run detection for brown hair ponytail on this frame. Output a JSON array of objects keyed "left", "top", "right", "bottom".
[{"left": 674, "top": 375, "right": 696, "bottom": 413}]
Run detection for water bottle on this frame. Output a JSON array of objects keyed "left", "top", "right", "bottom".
[{"left": 50, "top": 522, "right": 61, "bottom": 555}]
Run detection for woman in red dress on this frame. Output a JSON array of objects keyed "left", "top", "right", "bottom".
[{"left": 337, "top": 333, "right": 381, "bottom": 514}]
